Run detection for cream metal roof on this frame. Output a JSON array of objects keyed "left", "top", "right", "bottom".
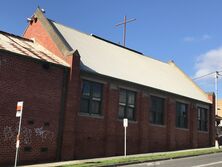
[
  {"left": 0, "top": 31, "right": 69, "bottom": 67},
  {"left": 217, "top": 99, "right": 222, "bottom": 117},
  {"left": 52, "top": 21, "right": 211, "bottom": 103}
]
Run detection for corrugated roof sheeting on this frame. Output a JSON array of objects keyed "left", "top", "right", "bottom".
[
  {"left": 52, "top": 21, "right": 211, "bottom": 103},
  {"left": 0, "top": 32, "right": 69, "bottom": 67}
]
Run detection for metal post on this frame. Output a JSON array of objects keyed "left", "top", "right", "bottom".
[
  {"left": 14, "top": 113, "right": 22, "bottom": 167},
  {"left": 124, "top": 126, "right": 127, "bottom": 157},
  {"left": 14, "top": 102, "right": 23, "bottom": 167},
  {"left": 123, "top": 118, "right": 128, "bottom": 157},
  {"left": 115, "top": 16, "right": 136, "bottom": 47},
  {"left": 215, "top": 71, "right": 218, "bottom": 115},
  {"left": 123, "top": 16, "right": 126, "bottom": 47}
]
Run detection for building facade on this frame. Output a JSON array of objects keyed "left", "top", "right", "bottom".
[{"left": 0, "top": 8, "right": 215, "bottom": 166}]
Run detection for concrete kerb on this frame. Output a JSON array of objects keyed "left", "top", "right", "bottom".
[{"left": 20, "top": 147, "right": 219, "bottom": 167}]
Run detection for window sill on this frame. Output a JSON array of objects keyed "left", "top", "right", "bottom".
[
  {"left": 78, "top": 112, "right": 104, "bottom": 119},
  {"left": 175, "top": 127, "right": 189, "bottom": 131},
  {"left": 117, "top": 119, "right": 138, "bottom": 124},
  {"left": 198, "top": 130, "right": 208, "bottom": 134},
  {"left": 150, "top": 123, "right": 166, "bottom": 128}
]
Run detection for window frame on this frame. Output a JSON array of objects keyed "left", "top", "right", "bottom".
[
  {"left": 118, "top": 88, "right": 136, "bottom": 121},
  {"left": 197, "top": 107, "right": 208, "bottom": 132},
  {"left": 149, "top": 95, "right": 165, "bottom": 125},
  {"left": 176, "top": 102, "right": 188, "bottom": 129},
  {"left": 80, "top": 80, "right": 103, "bottom": 115}
]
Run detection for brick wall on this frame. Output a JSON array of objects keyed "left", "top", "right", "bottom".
[
  {"left": 198, "top": 132, "right": 210, "bottom": 148},
  {"left": 60, "top": 52, "right": 80, "bottom": 160},
  {"left": 24, "top": 19, "right": 73, "bottom": 65},
  {"left": 22, "top": 18, "right": 215, "bottom": 162},
  {"left": 0, "top": 51, "right": 66, "bottom": 166},
  {"left": 71, "top": 76, "right": 213, "bottom": 159}
]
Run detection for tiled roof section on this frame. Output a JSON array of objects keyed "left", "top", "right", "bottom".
[{"left": 0, "top": 31, "right": 69, "bottom": 67}]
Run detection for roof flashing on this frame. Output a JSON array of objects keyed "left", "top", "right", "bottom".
[{"left": 91, "top": 34, "right": 143, "bottom": 55}]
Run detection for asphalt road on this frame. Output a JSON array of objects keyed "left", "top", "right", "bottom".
[{"left": 121, "top": 152, "right": 222, "bottom": 167}]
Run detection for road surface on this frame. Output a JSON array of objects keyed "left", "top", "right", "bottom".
[{"left": 121, "top": 152, "right": 222, "bottom": 167}]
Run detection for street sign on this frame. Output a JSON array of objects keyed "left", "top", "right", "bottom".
[
  {"left": 16, "top": 140, "right": 20, "bottom": 148},
  {"left": 16, "top": 101, "right": 23, "bottom": 117},
  {"left": 123, "top": 118, "right": 128, "bottom": 127}
]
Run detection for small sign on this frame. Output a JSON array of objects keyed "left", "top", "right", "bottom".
[
  {"left": 123, "top": 118, "right": 128, "bottom": 127},
  {"left": 16, "top": 140, "right": 20, "bottom": 148},
  {"left": 16, "top": 101, "right": 24, "bottom": 117}
]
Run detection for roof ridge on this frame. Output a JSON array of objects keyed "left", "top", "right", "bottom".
[
  {"left": 0, "top": 30, "right": 33, "bottom": 42},
  {"left": 50, "top": 19, "right": 91, "bottom": 38},
  {"left": 90, "top": 34, "right": 143, "bottom": 55},
  {"left": 51, "top": 20, "right": 144, "bottom": 54}
]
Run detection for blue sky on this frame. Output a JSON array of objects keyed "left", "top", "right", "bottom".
[{"left": 1, "top": 0, "right": 222, "bottom": 96}]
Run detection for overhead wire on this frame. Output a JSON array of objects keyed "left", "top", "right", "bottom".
[{"left": 192, "top": 70, "right": 222, "bottom": 80}]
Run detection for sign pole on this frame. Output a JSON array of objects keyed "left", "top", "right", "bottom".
[
  {"left": 124, "top": 126, "right": 126, "bottom": 157},
  {"left": 123, "top": 118, "right": 128, "bottom": 157},
  {"left": 14, "top": 101, "right": 24, "bottom": 167}
]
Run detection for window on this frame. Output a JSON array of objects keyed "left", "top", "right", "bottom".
[
  {"left": 118, "top": 89, "right": 136, "bottom": 120},
  {"left": 150, "top": 96, "right": 164, "bottom": 125},
  {"left": 176, "top": 102, "right": 188, "bottom": 128},
  {"left": 80, "top": 80, "right": 103, "bottom": 115},
  {"left": 197, "top": 107, "right": 208, "bottom": 131}
]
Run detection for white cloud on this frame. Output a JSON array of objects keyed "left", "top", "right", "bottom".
[
  {"left": 194, "top": 47, "right": 222, "bottom": 79},
  {"left": 194, "top": 47, "right": 222, "bottom": 96},
  {"left": 183, "top": 34, "right": 211, "bottom": 43},
  {"left": 202, "top": 34, "right": 211, "bottom": 40},
  {"left": 183, "top": 36, "right": 195, "bottom": 42}
]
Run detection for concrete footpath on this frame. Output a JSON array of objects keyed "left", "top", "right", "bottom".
[{"left": 20, "top": 147, "right": 219, "bottom": 167}]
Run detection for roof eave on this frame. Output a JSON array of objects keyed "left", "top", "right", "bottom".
[
  {"left": 168, "top": 61, "right": 210, "bottom": 103},
  {"left": 80, "top": 68, "right": 211, "bottom": 104}
]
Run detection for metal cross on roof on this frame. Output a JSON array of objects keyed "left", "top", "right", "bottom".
[{"left": 115, "top": 16, "right": 136, "bottom": 47}]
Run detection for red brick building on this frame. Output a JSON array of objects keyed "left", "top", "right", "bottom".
[
  {"left": 0, "top": 8, "right": 215, "bottom": 166},
  {"left": 0, "top": 30, "right": 70, "bottom": 166}
]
